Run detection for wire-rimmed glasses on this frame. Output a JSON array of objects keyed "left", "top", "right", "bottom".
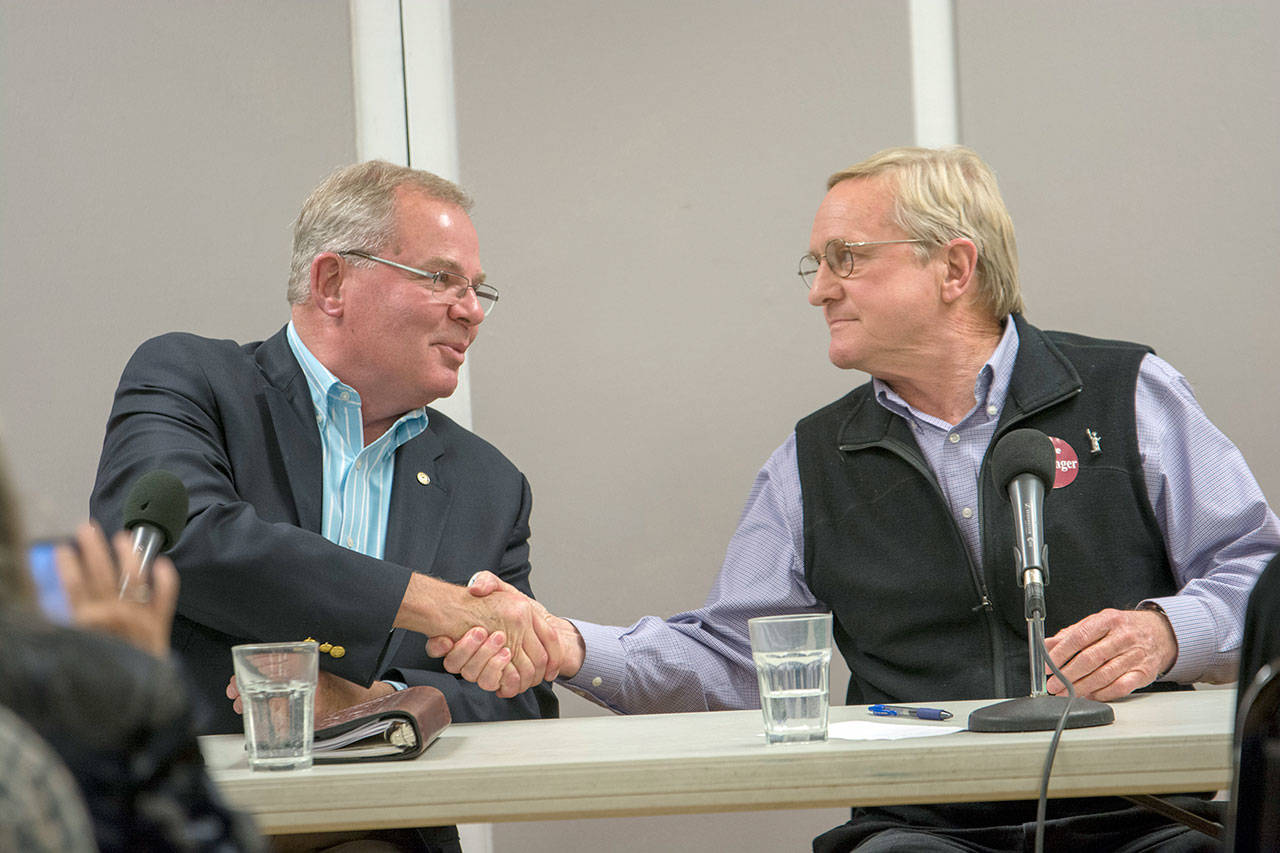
[
  {"left": 338, "top": 250, "right": 499, "bottom": 316},
  {"left": 797, "top": 238, "right": 925, "bottom": 287}
]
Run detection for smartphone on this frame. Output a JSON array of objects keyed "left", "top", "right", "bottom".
[{"left": 26, "top": 540, "right": 71, "bottom": 624}]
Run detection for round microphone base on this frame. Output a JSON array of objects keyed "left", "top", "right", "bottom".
[{"left": 967, "top": 695, "right": 1115, "bottom": 732}]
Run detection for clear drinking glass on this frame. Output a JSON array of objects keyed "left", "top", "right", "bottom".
[
  {"left": 748, "top": 613, "right": 833, "bottom": 744},
  {"left": 231, "top": 640, "right": 319, "bottom": 770}
]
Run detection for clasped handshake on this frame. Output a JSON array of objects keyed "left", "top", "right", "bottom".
[
  {"left": 229, "top": 570, "right": 580, "bottom": 718},
  {"left": 420, "top": 571, "right": 582, "bottom": 699}
]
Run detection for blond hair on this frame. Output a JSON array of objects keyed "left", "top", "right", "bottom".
[
  {"left": 287, "top": 161, "right": 473, "bottom": 305},
  {"left": 828, "top": 146, "right": 1022, "bottom": 318}
]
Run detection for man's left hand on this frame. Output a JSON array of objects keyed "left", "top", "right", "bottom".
[{"left": 1043, "top": 607, "right": 1177, "bottom": 701}]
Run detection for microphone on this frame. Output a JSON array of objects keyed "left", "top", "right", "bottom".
[
  {"left": 969, "top": 428, "right": 1114, "bottom": 732},
  {"left": 119, "top": 469, "right": 188, "bottom": 599},
  {"left": 989, "top": 428, "right": 1057, "bottom": 620}
]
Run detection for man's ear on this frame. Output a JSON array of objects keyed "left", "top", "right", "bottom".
[
  {"left": 310, "top": 253, "right": 346, "bottom": 317},
  {"left": 939, "top": 238, "right": 979, "bottom": 305}
]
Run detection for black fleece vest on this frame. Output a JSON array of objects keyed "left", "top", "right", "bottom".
[{"left": 797, "top": 315, "right": 1175, "bottom": 705}]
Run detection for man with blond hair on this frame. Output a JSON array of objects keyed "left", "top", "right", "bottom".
[{"left": 448, "top": 146, "right": 1277, "bottom": 850}]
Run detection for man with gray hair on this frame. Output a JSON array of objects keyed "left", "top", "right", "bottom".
[
  {"left": 448, "top": 146, "right": 1278, "bottom": 850},
  {"left": 91, "top": 161, "right": 561, "bottom": 753}
]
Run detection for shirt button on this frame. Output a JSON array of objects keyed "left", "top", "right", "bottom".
[
  {"left": 962, "top": 507, "right": 974, "bottom": 519},
  {"left": 948, "top": 433, "right": 960, "bottom": 444},
  {"left": 987, "top": 404, "right": 998, "bottom": 416},
  {"left": 346, "top": 537, "right": 354, "bottom": 547},
  {"left": 591, "top": 677, "right": 603, "bottom": 688},
  {"left": 339, "top": 391, "right": 351, "bottom": 402},
  {"left": 355, "top": 459, "right": 363, "bottom": 470}
]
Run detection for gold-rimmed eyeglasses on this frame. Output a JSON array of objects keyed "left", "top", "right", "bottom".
[{"left": 797, "top": 238, "right": 925, "bottom": 287}]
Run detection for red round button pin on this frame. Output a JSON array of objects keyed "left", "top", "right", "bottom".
[{"left": 1049, "top": 436, "right": 1079, "bottom": 488}]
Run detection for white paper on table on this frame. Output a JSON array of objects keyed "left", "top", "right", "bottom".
[{"left": 828, "top": 720, "right": 964, "bottom": 741}]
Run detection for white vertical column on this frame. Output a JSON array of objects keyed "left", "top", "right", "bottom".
[
  {"left": 348, "top": 0, "right": 474, "bottom": 431},
  {"left": 908, "top": 0, "right": 960, "bottom": 147},
  {"left": 349, "top": 0, "right": 410, "bottom": 165},
  {"left": 401, "top": 0, "right": 460, "bottom": 183}
]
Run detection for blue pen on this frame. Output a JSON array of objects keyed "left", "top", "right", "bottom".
[{"left": 869, "top": 703, "right": 953, "bottom": 721}]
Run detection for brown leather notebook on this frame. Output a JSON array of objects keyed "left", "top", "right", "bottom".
[{"left": 313, "top": 685, "right": 451, "bottom": 763}]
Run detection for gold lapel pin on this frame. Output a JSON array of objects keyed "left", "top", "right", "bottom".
[{"left": 417, "top": 471, "right": 431, "bottom": 486}]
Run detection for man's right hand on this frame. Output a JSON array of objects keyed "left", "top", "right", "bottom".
[
  {"left": 426, "top": 571, "right": 586, "bottom": 696},
  {"left": 397, "top": 572, "right": 563, "bottom": 696}
]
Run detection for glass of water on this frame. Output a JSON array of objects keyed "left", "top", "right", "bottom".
[
  {"left": 748, "top": 613, "right": 833, "bottom": 744},
  {"left": 231, "top": 641, "right": 319, "bottom": 770}
]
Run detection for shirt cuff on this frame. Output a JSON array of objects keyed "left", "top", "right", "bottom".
[
  {"left": 383, "top": 680, "right": 409, "bottom": 692},
  {"left": 1141, "top": 594, "right": 1223, "bottom": 683},
  {"left": 561, "top": 619, "right": 629, "bottom": 705}
]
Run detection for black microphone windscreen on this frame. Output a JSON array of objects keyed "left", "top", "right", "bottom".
[
  {"left": 990, "top": 428, "right": 1057, "bottom": 494},
  {"left": 122, "top": 469, "right": 189, "bottom": 551}
]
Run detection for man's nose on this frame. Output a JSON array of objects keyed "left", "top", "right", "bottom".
[
  {"left": 450, "top": 288, "right": 486, "bottom": 324},
  {"left": 806, "top": 264, "right": 840, "bottom": 307}
]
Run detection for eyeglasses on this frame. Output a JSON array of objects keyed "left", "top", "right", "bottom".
[
  {"left": 797, "top": 239, "right": 925, "bottom": 287},
  {"left": 338, "top": 250, "right": 499, "bottom": 316}
]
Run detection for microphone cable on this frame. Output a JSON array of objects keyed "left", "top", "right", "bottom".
[{"left": 1033, "top": 634, "right": 1077, "bottom": 853}]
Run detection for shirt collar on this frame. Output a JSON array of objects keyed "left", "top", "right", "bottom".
[
  {"left": 872, "top": 317, "right": 1021, "bottom": 425},
  {"left": 286, "top": 321, "right": 348, "bottom": 424},
  {"left": 285, "top": 322, "right": 430, "bottom": 440}
]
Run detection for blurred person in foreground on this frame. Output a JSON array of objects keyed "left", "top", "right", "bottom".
[
  {"left": 444, "top": 146, "right": 1279, "bottom": 851},
  {"left": 0, "top": 446, "right": 261, "bottom": 851}
]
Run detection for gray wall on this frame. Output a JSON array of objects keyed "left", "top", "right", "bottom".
[
  {"left": 0, "top": 0, "right": 356, "bottom": 537},
  {"left": 2, "top": 2, "right": 1277, "bottom": 852}
]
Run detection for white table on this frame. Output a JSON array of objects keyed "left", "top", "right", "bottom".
[{"left": 201, "top": 689, "right": 1234, "bottom": 835}]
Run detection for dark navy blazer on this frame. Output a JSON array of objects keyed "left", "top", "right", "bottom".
[{"left": 91, "top": 326, "right": 556, "bottom": 733}]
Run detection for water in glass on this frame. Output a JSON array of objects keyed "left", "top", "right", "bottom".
[
  {"left": 754, "top": 647, "right": 831, "bottom": 743},
  {"left": 241, "top": 679, "right": 316, "bottom": 770}
]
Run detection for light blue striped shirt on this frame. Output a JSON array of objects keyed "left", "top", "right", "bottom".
[
  {"left": 567, "top": 321, "right": 1280, "bottom": 712},
  {"left": 286, "top": 322, "right": 428, "bottom": 560}
]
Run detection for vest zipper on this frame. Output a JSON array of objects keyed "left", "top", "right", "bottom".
[
  {"left": 845, "top": 437, "right": 1007, "bottom": 697},
  {"left": 976, "top": 394, "right": 1079, "bottom": 697},
  {"left": 975, "top": 454, "right": 1008, "bottom": 698}
]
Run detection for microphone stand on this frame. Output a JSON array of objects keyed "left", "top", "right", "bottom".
[{"left": 969, "top": 478, "right": 1113, "bottom": 732}]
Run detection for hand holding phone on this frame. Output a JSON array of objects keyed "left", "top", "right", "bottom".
[{"left": 47, "top": 522, "right": 179, "bottom": 658}]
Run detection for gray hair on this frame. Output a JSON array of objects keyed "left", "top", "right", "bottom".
[
  {"left": 287, "top": 161, "right": 473, "bottom": 305},
  {"left": 827, "top": 146, "right": 1023, "bottom": 319}
]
